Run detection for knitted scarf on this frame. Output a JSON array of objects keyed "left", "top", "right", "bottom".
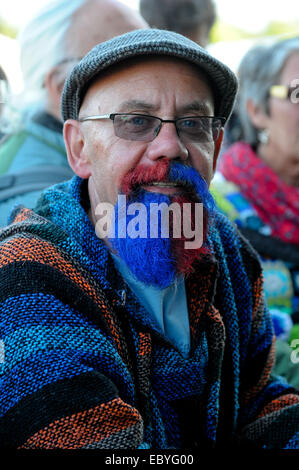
[{"left": 219, "top": 142, "right": 299, "bottom": 245}]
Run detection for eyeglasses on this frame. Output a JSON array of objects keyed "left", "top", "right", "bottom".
[
  {"left": 269, "top": 84, "right": 299, "bottom": 103},
  {"left": 78, "top": 113, "right": 225, "bottom": 143}
]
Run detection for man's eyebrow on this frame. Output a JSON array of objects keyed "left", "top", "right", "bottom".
[
  {"left": 113, "top": 99, "right": 213, "bottom": 115},
  {"left": 178, "top": 101, "right": 214, "bottom": 116},
  {"left": 117, "top": 100, "right": 158, "bottom": 112}
]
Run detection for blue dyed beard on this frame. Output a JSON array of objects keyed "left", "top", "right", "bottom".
[{"left": 109, "top": 163, "right": 215, "bottom": 289}]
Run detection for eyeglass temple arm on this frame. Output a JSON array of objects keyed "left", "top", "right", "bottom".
[{"left": 78, "top": 114, "right": 111, "bottom": 122}]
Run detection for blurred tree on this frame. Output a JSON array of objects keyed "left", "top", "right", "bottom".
[
  {"left": 265, "top": 20, "right": 299, "bottom": 37},
  {"left": 210, "top": 18, "right": 299, "bottom": 43},
  {"left": 0, "top": 17, "right": 18, "bottom": 38},
  {"left": 210, "top": 19, "right": 254, "bottom": 42}
]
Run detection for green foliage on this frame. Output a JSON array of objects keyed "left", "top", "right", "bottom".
[
  {"left": 264, "top": 20, "right": 299, "bottom": 37},
  {"left": 210, "top": 19, "right": 299, "bottom": 43},
  {"left": 210, "top": 19, "right": 254, "bottom": 43},
  {"left": 0, "top": 17, "right": 18, "bottom": 39}
]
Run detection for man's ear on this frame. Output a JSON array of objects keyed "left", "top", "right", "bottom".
[
  {"left": 246, "top": 98, "right": 269, "bottom": 130},
  {"left": 212, "top": 127, "right": 224, "bottom": 172},
  {"left": 63, "top": 119, "right": 92, "bottom": 178}
]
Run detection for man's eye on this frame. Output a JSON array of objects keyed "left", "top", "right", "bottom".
[
  {"left": 180, "top": 119, "right": 198, "bottom": 128},
  {"left": 122, "top": 115, "right": 149, "bottom": 127},
  {"left": 131, "top": 116, "right": 147, "bottom": 126}
]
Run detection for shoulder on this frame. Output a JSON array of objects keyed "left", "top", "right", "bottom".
[
  {"left": 0, "top": 205, "right": 78, "bottom": 300},
  {"left": 0, "top": 191, "right": 42, "bottom": 228},
  {"left": 0, "top": 129, "right": 28, "bottom": 174},
  {"left": 0, "top": 207, "right": 70, "bottom": 294},
  {"left": 0, "top": 206, "right": 111, "bottom": 337}
]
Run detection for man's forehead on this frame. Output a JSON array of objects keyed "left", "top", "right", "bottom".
[
  {"left": 61, "top": 29, "right": 237, "bottom": 122},
  {"left": 81, "top": 55, "right": 215, "bottom": 112},
  {"left": 90, "top": 55, "right": 212, "bottom": 87},
  {"left": 116, "top": 98, "right": 214, "bottom": 116}
]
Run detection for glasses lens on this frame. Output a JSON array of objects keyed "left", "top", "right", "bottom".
[
  {"left": 270, "top": 85, "right": 299, "bottom": 103},
  {"left": 177, "top": 117, "right": 222, "bottom": 142},
  {"left": 113, "top": 114, "right": 160, "bottom": 141}
]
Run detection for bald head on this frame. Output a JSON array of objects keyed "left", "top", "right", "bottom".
[{"left": 65, "top": 0, "right": 148, "bottom": 59}]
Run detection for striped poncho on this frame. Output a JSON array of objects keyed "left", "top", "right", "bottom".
[{"left": 0, "top": 176, "right": 298, "bottom": 449}]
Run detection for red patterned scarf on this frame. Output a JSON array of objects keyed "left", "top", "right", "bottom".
[{"left": 219, "top": 142, "right": 299, "bottom": 245}]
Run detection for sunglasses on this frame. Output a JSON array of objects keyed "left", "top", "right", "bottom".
[{"left": 269, "top": 84, "right": 299, "bottom": 103}]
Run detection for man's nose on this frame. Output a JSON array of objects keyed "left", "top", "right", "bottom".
[{"left": 145, "top": 122, "right": 189, "bottom": 162}]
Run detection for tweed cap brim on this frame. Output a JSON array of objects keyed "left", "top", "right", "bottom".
[{"left": 61, "top": 29, "right": 238, "bottom": 122}]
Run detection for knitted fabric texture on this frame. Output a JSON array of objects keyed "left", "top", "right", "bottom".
[
  {"left": 218, "top": 142, "right": 299, "bottom": 246},
  {"left": 61, "top": 29, "right": 237, "bottom": 122},
  {"left": 211, "top": 174, "right": 299, "bottom": 318},
  {"left": 0, "top": 176, "right": 298, "bottom": 449}
]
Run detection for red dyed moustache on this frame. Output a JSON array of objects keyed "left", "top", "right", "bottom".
[
  {"left": 121, "top": 160, "right": 170, "bottom": 195},
  {"left": 120, "top": 161, "right": 210, "bottom": 277}
]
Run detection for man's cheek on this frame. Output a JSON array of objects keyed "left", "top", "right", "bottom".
[{"left": 190, "top": 148, "right": 214, "bottom": 181}]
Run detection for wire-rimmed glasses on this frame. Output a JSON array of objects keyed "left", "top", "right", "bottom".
[{"left": 78, "top": 113, "right": 225, "bottom": 143}]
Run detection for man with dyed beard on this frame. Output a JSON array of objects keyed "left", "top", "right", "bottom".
[{"left": 0, "top": 30, "right": 298, "bottom": 450}]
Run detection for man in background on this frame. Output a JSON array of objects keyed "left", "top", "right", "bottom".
[
  {"left": 0, "top": 0, "right": 147, "bottom": 226},
  {"left": 139, "top": 0, "right": 216, "bottom": 47},
  {"left": 0, "top": 65, "right": 9, "bottom": 121}
]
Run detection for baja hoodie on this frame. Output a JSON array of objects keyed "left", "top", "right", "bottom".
[{"left": 0, "top": 176, "right": 298, "bottom": 449}]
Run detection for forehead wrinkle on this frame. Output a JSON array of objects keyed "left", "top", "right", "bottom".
[
  {"left": 117, "top": 99, "right": 159, "bottom": 113},
  {"left": 178, "top": 100, "right": 214, "bottom": 116},
  {"left": 111, "top": 99, "right": 213, "bottom": 117}
]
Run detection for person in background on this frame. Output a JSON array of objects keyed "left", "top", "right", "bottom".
[
  {"left": 139, "top": 0, "right": 242, "bottom": 160},
  {"left": 139, "top": 0, "right": 216, "bottom": 48},
  {"left": 212, "top": 37, "right": 299, "bottom": 387},
  {"left": 0, "top": 66, "right": 9, "bottom": 136},
  {"left": 0, "top": 0, "right": 148, "bottom": 227},
  {"left": 0, "top": 29, "right": 298, "bottom": 449}
]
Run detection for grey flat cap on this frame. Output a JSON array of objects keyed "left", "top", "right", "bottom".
[{"left": 61, "top": 29, "right": 238, "bottom": 122}]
